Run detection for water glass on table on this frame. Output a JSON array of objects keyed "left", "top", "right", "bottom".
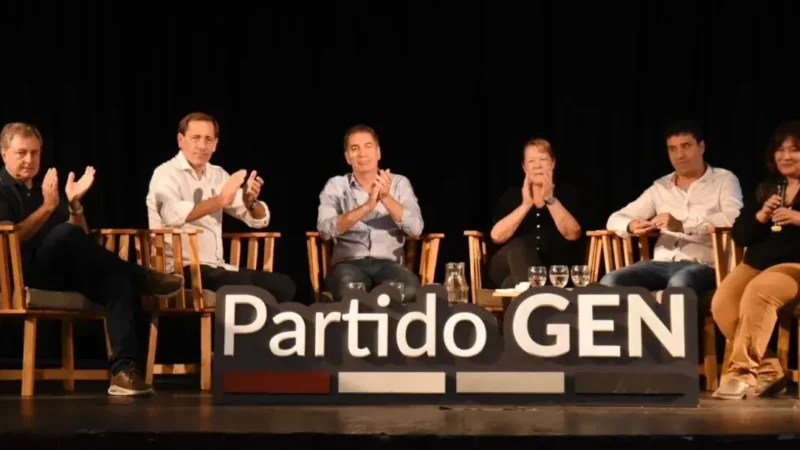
[
  {"left": 549, "top": 265, "right": 569, "bottom": 288},
  {"left": 528, "top": 266, "right": 547, "bottom": 287},
  {"left": 571, "top": 265, "right": 590, "bottom": 287}
]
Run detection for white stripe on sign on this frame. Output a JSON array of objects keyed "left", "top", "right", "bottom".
[
  {"left": 337, "top": 372, "right": 446, "bottom": 394},
  {"left": 455, "top": 372, "right": 565, "bottom": 393}
]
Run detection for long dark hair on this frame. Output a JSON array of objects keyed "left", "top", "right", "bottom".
[{"left": 756, "top": 120, "right": 800, "bottom": 204}]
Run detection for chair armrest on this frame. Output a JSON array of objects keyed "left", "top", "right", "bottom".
[
  {"left": 223, "top": 232, "right": 281, "bottom": 239},
  {"left": 0, "top": 226, "right": 24, "bottom": 310},
  {"left": 586, "top": 229, "right": 617, "bottom": 237},
  {"left": 464, "top": 230, "right": 484, "bottom": 238},
  {"left": 148, "top": 228, "right": 202, "bottom": 235},
  {"left": 708, "top": 226, "right": 732, "bottom": 233},
  {"left": 306, "top": 231, "right": 321, "bottom": 238}
]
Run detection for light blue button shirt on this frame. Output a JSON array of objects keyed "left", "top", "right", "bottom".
[{"left": 316, "top": 173, "right": 424, "bottom": 267}]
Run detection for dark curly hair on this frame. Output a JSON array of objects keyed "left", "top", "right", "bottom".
[{"left": 756, "top": 120, "right": 800, "bottom": 203}]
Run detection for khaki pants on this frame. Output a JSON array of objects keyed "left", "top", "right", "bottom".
[{"left": 710, "top": 263, "right": 800, "bottom": 386}]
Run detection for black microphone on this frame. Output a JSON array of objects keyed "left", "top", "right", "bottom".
[{"left": 772, "top": 180, "right": 787, "bottom": 232}]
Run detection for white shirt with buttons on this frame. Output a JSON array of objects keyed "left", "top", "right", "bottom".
[
  {"left": 606, "top": 165, "right": 743, "bottom": 265},
  {"left": 146, "top": 152, "right": 270, "bottom": 272}
]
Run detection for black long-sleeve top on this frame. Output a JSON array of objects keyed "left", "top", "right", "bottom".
[{"left": 732, "top": 188, "right": 800, "bottom": 270}]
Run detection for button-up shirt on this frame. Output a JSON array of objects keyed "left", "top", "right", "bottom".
[
  {"left": 146, "top": 152, "right": 269, "bottom": 272},
  {"left": 606, "top": 165, "right": 743, "bottom": 265},
  {"left": 317, "top": 173, "right": 424, "bottom": 267}
]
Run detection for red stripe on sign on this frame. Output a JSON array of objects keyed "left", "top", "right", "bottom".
[{"left": 222, "top": 371, "right": 331, "bottom": 394}]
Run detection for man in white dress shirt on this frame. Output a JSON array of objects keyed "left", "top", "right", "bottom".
[
  {"left": 146, "top": 112, "right": 296, "bottom": 302},
  {"left": 600, "top": 121, "right": 744, "bottom": 302}
]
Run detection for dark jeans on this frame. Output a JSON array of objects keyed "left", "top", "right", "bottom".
[
  {"left": 599, "top": 260, "right": 717, "bottom": 307},
  {"left": 324, "top": 257, "right": 421, "bottom": 302},
  {"left": 182, "top": 265, "right": 297, "bottom": 303},
  {"left": 27, "top": 223, "right": 150, "bottom": 376},
  {"left": 489, "top": 235, "right": 542, "bottom": 289}
]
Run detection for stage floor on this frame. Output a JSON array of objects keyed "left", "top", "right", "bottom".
[{"left": 2, "top": 387, "right": 800, "bottom": 448}]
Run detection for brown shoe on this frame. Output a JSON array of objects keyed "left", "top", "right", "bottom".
[
  {"left": 144, "top": 269, "right": 184, "bottom": 298},
  {"left": 711, "top": 378, "right": 756, "bottom": 400},
  {"left": 108, "top": 367, "right": 154, "bottom": 396},
  {"left": 756, "top": 373, "right": 787, "bottom": 397}
]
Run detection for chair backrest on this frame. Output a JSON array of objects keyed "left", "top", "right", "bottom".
[
  {"left": 305, "top": 232, "right": 443, "bottom": 301},
  {"left": 133, "top": 229, "right": 280, "bottom": 311},
  {"left": 0, "top": 224, "right": 24, "bottom": 312}
]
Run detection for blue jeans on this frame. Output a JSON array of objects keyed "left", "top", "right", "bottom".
[
  {"left": 599, "top": 260, "right": 716, "bottom": 301},
  {"left": 324, "top": 257, "right": 421, "bottom": 302}
]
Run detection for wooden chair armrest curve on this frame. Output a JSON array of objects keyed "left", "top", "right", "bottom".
[
  {"left": 586, "top": 229, "right": 616, "bottom": 237},
  {"left": 223, "top": 232, "right": 281, "bottom": 239},
  {"left": 91, "top": 228, "right": 148, "bottom": 235},
  {"left": 464, "top": 230, "right": 484, "bottom": 238},
  {"left": 708, "top": 226, "right": 732, "bottom": 233},
  {"left": 148, "top": 228, "right": 203, "bottom": 235},
  {"left": 422, "top": 233, "right": 445, "bottom": 240},
  {"left": 306, "top": 231, "right": 321, "bottom": 238}
]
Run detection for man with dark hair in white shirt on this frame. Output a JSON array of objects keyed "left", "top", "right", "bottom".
[
  {"left": 146, "top": 112, "right": 296, "bottom": 303},
  {"left": 600, "top": 121, "right": 744, "bottom": 301}
]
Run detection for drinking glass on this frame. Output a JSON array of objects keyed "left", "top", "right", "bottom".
[
  {"left": 388, "top": 281, "right": 405, "bottom": 302},
  {"left": 549, "top": 265, "right": 569, "bottom": 288},
  {"left": 528, "top": 266, "right": 547, "bottom": 287},
  {"left": 571, "top": 265, "right": 590, "bottom": 287}
]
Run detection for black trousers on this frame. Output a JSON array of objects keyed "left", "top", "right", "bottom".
[
  {"left": 27, "top": 223, "right": 149, "bottom": 375},
  {"left": 488, "top": 235, "right": 543, "bottom": 289},
  {"left": 182, "top": 265, "right": 297, "bottom": 303}
]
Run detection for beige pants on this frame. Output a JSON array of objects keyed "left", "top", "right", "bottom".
[{"left": 710, "top": 263, "right": 800, "bottom": 386}]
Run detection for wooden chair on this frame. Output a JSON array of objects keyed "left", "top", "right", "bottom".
[
  {"left": 709, "top": 227, "right": 799, "bottom": 396},
  {"left": 0, "top": 225, "right": 141, "bottom": 396},
  {"left": 117, "top": 229, "right": 281, "bottom": 391},
  {"left": 305, "top": 232, "right": 444, "bottom": 302},
  {"left": 598, "top": 230, "right": 725, "bottom": 391},
  {"left": 463, "top": 230, "right": 614, "bottom": 307}
]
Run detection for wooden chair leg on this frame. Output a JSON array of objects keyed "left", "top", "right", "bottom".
[
  {"left": 103, "top": 318, "right": 113, "bottom": 358},
  {"left": 702, "top": 316, "right": 718, "bottom": 391},
  {"left": 200, "top": 314, "right": 212, "bottom": 391},
  {"left": 61, "top": 319, "right": 75, "bottom": 392},
  {"left": 145, "top": 316, "right": 159, "bottom": 386},
  {"left": 777, "top": 315, "right": 790, "bottom": 371},
  {"left": 21, "top": 317, "right": 37, "bottom": 397},
  {"left": 721, "top": 339, "right": 733, "bottom": 381}
]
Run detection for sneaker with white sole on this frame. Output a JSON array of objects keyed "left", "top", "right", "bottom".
[{"left": 108, "top": 367, "right": 155, "bottom": 397}]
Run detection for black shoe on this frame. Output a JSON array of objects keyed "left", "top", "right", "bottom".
[{"left": 144, "top": 269, "right": 184, "bottom": 298}]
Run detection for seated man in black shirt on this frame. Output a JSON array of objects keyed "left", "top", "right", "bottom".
[
  {"left": 488, "top": 138, "right": 584, "bottom": 288},
  {"left": 710, "top": 120, "right": 800, "bottom": 400},
  {"left": 0, "top": 122, "right": 184, "bottom": 397}
]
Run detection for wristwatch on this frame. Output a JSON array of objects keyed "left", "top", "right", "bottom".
[{"left": 544, "top": 195, "right": 557, "bottom": 205}]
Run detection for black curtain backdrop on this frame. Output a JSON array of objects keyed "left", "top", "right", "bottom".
[{"left": 1, "top": 0, "right": 799, "bottom": 365}]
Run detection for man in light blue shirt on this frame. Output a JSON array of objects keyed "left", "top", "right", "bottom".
[{"left": 317, "top": 124, "right": 424, "bottom": 301}]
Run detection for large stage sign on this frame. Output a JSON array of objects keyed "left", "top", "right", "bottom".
[{"left": 213, "top": 284, "right": 699, "bottom": 406}]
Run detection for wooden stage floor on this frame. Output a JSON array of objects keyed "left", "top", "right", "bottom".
[{"left": 2, "top": 387, "right": 800, "bottom": 449}]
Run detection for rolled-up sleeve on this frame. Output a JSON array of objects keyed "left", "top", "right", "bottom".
[
  {"left": 150, "top": 168, "right": 195, "bottom": 227},
  {"left": 393, "top": 176, "right": 424, "bottom": 237},
  {"left": 606, "top": 186, "right": 656, "bottom": 235},
  {"left": 223, "top": 177, "right": 270, "bottom": 228},
  {"left": 317, "top": 178, "right": 342, "bottom": 240}
]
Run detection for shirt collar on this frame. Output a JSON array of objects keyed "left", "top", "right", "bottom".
[
  {"left": 668, "top": 163, "right": 713, "bottom": 187},
  {"left": 0, "top": 167, "right": 30, "bottom": 189},
  {"left": 174, "top": 151, "right": 209, "bottom": 178}
]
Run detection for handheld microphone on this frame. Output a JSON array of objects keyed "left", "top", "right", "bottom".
[{"left": 771, "top": 180, "right": 787, "bottom": 232}]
